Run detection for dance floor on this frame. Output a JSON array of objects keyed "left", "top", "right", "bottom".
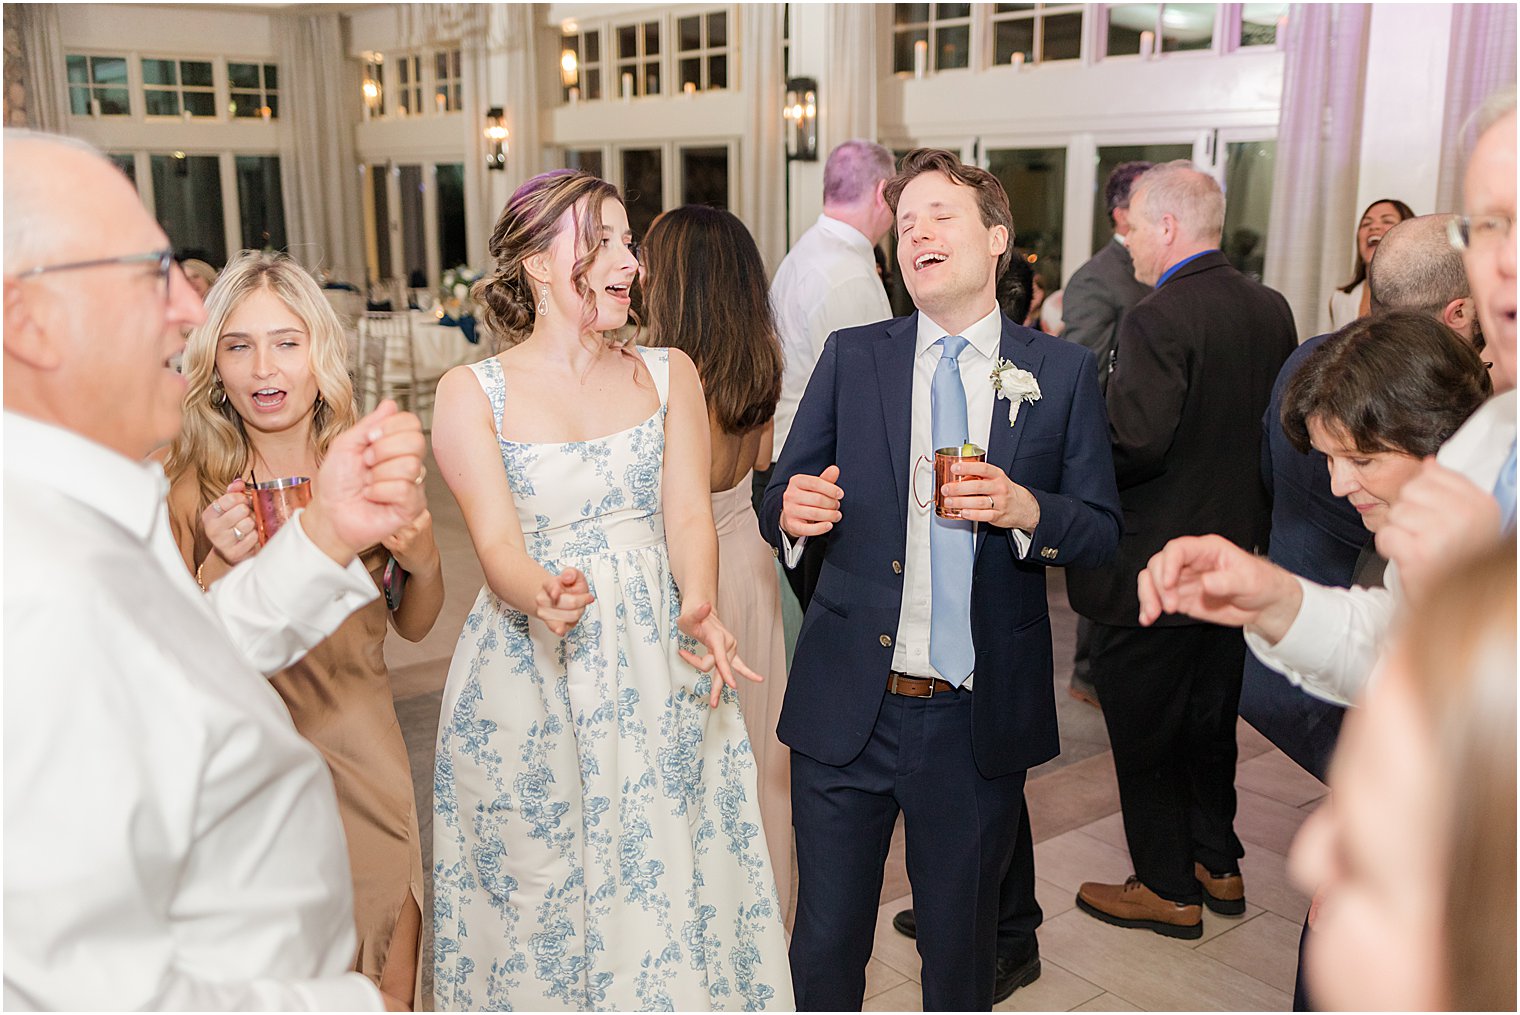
[{"left": 388, "top": 451, "right": 1317, "bottom": 1011}]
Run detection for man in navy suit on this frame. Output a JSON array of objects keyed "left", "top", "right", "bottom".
[{"left": 760, "top": 148, "right": 1121, "bottom": 1011}]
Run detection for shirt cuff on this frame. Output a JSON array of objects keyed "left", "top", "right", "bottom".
[
  {"left": 779, "top": 530, "right": 807, "bottom": 569},
  {"left": 1243, "top": 577, "right": 1356, "bottom": 707},
  {"left": 289, "top": 972, "right": 385, "bottom": 1011},
  {"left": 271, "top": 507, "right": 379, "bottom": 608},
  {"left": 1009, "top": 527, "right": 1033, "bottom": 559}
]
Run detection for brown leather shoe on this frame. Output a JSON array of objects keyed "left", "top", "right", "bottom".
[
  {"left": 1194, "top": 862, "right": 1246, "bottom": 916},
  {"left": 1076, "top": 877, "right": 1203, "bottom": 939}
]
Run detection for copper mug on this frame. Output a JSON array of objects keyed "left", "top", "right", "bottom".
[
  {"left": 914, "top": 444, "right": 986, "bottom": 519},
  {"left": 250, "top": 476, "right": 312, "bottom": 544}
]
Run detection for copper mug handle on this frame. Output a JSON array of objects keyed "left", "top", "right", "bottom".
[{"left": 912, "top": 454, "right": 934, "bottom": 509}]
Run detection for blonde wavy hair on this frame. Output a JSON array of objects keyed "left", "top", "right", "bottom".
[{"left": 166, "top": 250, "right": 357, "bottom": 510}]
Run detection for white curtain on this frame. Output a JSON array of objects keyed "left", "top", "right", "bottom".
[
  {"left": 272, "top": 13, "right": 366, "bottom": 285},
  {"left": 739, "top": 3, "right": 786, "bottom": 273},
  {"left": 498, "top": 3, "right": 542, "bottom": 196},
  {"left": 16, "top": 3, "right": 68, "bottom": 133},
  {"left": 1434, "top": 4, "right": 1518, "bottom": 213},
  {"left": 1262, "top": 3, "right": 1373, "bottom": 340},
  {"left": 825, "top": 3, "right": 879, "bottom": 149}
]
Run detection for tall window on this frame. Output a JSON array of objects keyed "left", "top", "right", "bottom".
[
  {"left": 141, "top": 59, "right": 216, "bottom": 118},
  {"left": 436, "top": 163, "right": 468, "bottom": 270},
  {"left": 561, "top": 30, "right": 603, "bottom": 101},
  {"left": 434, "top": 50, "right": 462, "bottom": 113},
  {"left": 234, "top": 155, "right": 286, "bottom": 251},
  {"left": 565, "top": 149, "right": 605, "bottom": 177},
  {"left": 1107, "top": 5, "right": 1218, "bottom": 57},
  {"left": 1222, "top": 140, "right": 1276, "bottom": 281},
  {"left": 986, "top": 146, "right": 1066, "bottom": 282},
  {"left": 892, "top": 4, "right": 972, "bottom": 73},
  {"left": 680, "top": 146, "right": 730, "bottom": 208},
  {"left": 394, "top": 54, "right": 423, "bottom": 116},
  {"left": 677, "top": 11, "right": 729, "bottom": 92},
  {"left": 615, "top": 20, "right": 662, "bottom": 97},
  {"left": 151, "top": 153, "right": 226, "bottom": 266},
  {"left": 990, "top": 4, "right": 1084, "bottom": 64},
  {"left": 621, "top": 148, "right": 664, "bottom": 237},
  {"left": 1090, "top": 142, "right": 1192, "bottom": 253},
  {"left": 66, "top": 54, "right": 129, "bottom": 116},
  {"left": 228, "top": 62, "right": 278, "bottom": 119}
]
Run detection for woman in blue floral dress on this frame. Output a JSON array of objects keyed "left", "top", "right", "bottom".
[{"left": 429, "top": 170, "right": 794, "bottom": 1011}]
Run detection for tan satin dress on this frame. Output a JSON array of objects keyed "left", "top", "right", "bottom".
[
  {"left": 167, "top": 477, "right": 424, "bottom": 1002},
  {"left": 712, "top": 473, "right": 793, "bottom": 921}
]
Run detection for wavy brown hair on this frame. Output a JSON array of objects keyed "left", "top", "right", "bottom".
[
  {"left": 1338, "top": 197, "right": 1416, "bottom": 294},
  {"left": 883, "top": 147, "right": 1015, "bottom": 280},
  {"left": 640, "top": 206, "right": 782, "bottom": 435},
  {"left": 166, "top": 250, "right": 357, "bottom": 510},
  {"left": 474, "top": 168, "right": 629, "bottom": 350}
]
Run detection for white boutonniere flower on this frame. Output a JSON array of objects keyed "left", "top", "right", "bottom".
[{"left": 990, "top": 358, "right": 1041, "bottom": 427}]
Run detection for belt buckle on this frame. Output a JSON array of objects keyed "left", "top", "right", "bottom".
[{"left": 891, "top": 672, "right": 935, "bottom": 698}]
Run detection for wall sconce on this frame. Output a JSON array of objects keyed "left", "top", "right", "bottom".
[
  {"left": 484, "top": 106, "right": 509, "bottom": 171},
  {"left": 782, "top": 77, "right": 818, "bottom": 162}
]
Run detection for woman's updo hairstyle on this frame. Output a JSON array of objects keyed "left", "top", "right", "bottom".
[{"left": 473, "top": 168, "right": 623, "bottom": 348}]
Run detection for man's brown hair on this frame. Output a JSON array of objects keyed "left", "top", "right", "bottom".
[{"left": 883, "top": 147, "right": 1015, "bottom": 279}]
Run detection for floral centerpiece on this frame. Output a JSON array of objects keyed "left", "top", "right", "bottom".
[{"left": 439, "top": 264, "right": 483, "bottom": 319}]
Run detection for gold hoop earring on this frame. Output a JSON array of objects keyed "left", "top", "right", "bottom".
[
  {"left": 211, "top": 382, "right": 226, "bottom": 407},
  {"left": 536, "top": 285, "right": 548, "bottom": 317}
]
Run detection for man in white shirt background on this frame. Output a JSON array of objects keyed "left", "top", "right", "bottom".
[
  {"left": 3, "top": 130, "right": 428, "bottom": 1010},
  {"left": 764, "top": 139, "right": 895, "bottom": 611}
]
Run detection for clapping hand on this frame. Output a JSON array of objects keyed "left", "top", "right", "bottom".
[
  {"left": 677, "top": 601, "right": 764, "bottom": 708},
  {"left": 202, "top": 478, "right": 258, "bottom": 565},
  {"left": 535, "top": 567, "right": 594, "bottom": 636}
]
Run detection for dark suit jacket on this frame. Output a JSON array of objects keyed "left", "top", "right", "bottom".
[
  {"left": 1060, "top": 237, "right": 1152, "bottom": 394},
  {"left": 1066, "top": 251, "right": 1297, "bottom": 627},
  {"left": 760, "top": 312, "right": 1121, "bottom": 778}
]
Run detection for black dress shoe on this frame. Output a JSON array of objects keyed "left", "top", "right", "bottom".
[
  {"left": 994, "top": 941, "right": 1041, "bottom": 1004},
  {"left": 892, "top": 907, "right": 917, "bottom": 938}
]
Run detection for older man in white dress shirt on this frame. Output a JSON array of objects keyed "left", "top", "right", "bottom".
[
  {"left": 766, "top": 139, "right": 895, "bottom": 610},
  {"left": 3, "top": 131, "right": 427, "bottom": 1010}
]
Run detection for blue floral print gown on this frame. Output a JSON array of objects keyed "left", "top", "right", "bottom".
[{"left": 433, "top": 348, "right": 794, "bottom": 1011}]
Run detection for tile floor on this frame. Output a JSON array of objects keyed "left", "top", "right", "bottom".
[{"left": 389, "top": 454, "right": 1319, "bottom": 1011}]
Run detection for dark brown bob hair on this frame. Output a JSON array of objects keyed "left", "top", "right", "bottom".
[
  {"left": 640, "top": 205, "right": 782, "bottom": 434},
  {"left": 883, "top": 147, "right": 1015, "bottom": 280},
  {"left": 1281, "top": 310, "right": 1491, "bottom": 457}
]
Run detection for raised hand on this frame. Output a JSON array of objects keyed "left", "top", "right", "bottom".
[
  {"left": 677, "top": 601, "right": 764, "bottom": 708},
  {"left": 781, "top": 464, "right": 843, "bottom": 538},
  {"left": 942, "top": 459, "right": 1040, "bottom": 530},
  {"left": 202, "top": 478, "right": 258, "bottom": 565},
  {"left": 302, "top": 401, "right": 428, "bottom": 563},
  {"left": 1137, "top": 534, "right": 1302, "bottom": 642},
  {"left": 535, "top": 566, "right": 594, "bottom": 636}
]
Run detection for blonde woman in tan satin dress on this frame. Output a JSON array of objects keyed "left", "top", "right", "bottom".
[
  {"left": 641, "top": 206, "right": 794, "bottom": 918},
  {"left": 164, "top": 251, "right": 445, "bottom": 1006}
]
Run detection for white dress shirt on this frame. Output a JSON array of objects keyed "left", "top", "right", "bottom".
[
  {"left": 783, "top": 307, "right": 1032, "bottom": 689},
  {"left": 770, "top": 213, "right": 893, "bottom": 461},
  {"left": 3, "top": 412, "right": 384, "bottom": 1011},
  {"left": 1246, "top": 389, "right": 1518, "bottom": 705}
]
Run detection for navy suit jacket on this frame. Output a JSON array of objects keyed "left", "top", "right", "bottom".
[{"left": 760, "top": 312, "right": 1122, "bottom": 779}]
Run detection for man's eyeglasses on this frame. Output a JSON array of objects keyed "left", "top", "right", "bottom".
[
  {"left": 1447, "top": 214, "right": 1514, "bottom": 252},
  {"left": 11, "top": 247, "right": 176, "bottom": 295}
]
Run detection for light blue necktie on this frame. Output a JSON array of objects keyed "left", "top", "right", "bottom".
[
  {"left": 930, "top": 336, "right": 975, "bottom": 686},
  {"left": 1494, "top": 439, "right": 1517, "bottom": 533}
]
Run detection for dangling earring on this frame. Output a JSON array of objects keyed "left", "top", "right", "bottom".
[{"left": 536, "top": 285, "right": 548, "bottom": 317}]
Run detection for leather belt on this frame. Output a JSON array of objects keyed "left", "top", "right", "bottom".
[{"left": 887, "top": 671, "right": 962, "bottom": 697}]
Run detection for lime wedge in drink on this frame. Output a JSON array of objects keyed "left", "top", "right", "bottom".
[{"left": 960, "top": 442, "right": 982, "bottom": 456}]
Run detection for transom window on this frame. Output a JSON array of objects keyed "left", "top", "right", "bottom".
[
  {"left": 990, "top": 4, "right": 1084, "bottom": 64},
  {"left": 677, "top": 10, "right": 729, "bottom": 92},
  {"left": 66, "top": 54, "right": 129, "bottom": 116},
  {"left": 892, "top": 4, "right": 973, "bottom": 74},
  {"left": 228, "top": 62, "right": 278, "bottom": 119},
  {"left": 561, "top": 30, "right": 604, "bottom": 101},
  {"left": 142, "top": 58, "right": 216, "bottom": 118},
  {"left": 394, "top": 54, "right": 423, "bottom": 116},
  {"left": 615, "top": 20, "right": 662, "bottom": 97},
  {"left": 434, "top": 49, "right": 462, "bottom": 113},
  {"left": 1107, "top": 4, "right": 1220, "bottom": 57},
  {"left": 1238, "top": 2, "right": 1288, "bottom": 47}
]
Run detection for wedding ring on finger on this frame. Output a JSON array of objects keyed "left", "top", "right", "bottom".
[
  {"left": 232, "top": 524, "right": 244, "bottom": 540},
  {"left": 414, "top": 465, "right": 427, "bottom": 486},
  {"left": 986, "top": 495, "right": 994, "bottom": 510}
]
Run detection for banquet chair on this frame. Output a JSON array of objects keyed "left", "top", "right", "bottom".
[{"left": 356, "top": 312, "right": 435, "bottom": 426}]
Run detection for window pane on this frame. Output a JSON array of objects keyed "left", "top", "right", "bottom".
[
  {"left": 108, "top": 152, "right": 136, "bottom": 184},
  {"left": 585, "top": 67, "right": 602, "bottom": 100},
  {"left": 370, "top": 166, "right": 391, "bottom": 283},
  {"left": 91, "top": 56, "right": 126, "bottom": 84},
  {"left": 266, "top": 94, "right": 279, "bottom": 119},
  {"left": 96, "top": 87, "right": 130, "bottom": 115},
  {"left": 708, "top": 54, "right": 727, "bottom": 90},
  {"left": 436, "top": 163, "right": 467, "bottom": 272},
  {"left": 264, "top": 64, "right": 278, "bottom": 90},
  {"left": 993, "top": 19, "right": 1035, "bottom": 63},
  {"left": 184, "top": 91, "right": 216, "bottom": 117},
  {"left": 584, "top": 29, "right": 600, "bottom": 63},
  {"left": 618, "top": 62, "right": 636, "bottom": 95},
  {"left": 681, "top": 147, "right": 729, "bottom": 209},
  {"left": 1090, "top": 143, "right": 1191, "bottom": 253},
  {"left": 142, "top": 58, "right": 176, "bottom": 86},
  {"left": 936, "top": 3, "right": 972, "bottom": 18},
  {"left": 1161, "top": 3, "right": 1215, "bottom": 52},
  {"left": 621, "top": 147, "right": 664, "bottom": 239},
  {"left": 1042, "top": 12, "right": 1083, "bottom": 60},
  {"left": 680, "top": 57, "right": 701, "bottom": 91},
  {"left": 151, "top": 154, "right": 226, "bottom": 267},
  {"left": 398, "top": 58, "right": 411, "bottom": 85},
  {"left": 235, "top": 155, "right": 286, "bottom": 251},
  {"left": 894, "top": 27, "right": 929, "bottom": 73},
  {"left": 936, "top": 24, "right": 970, "bottom": 69},
  {"left": 67, "top": 54, "right": 88, "bottom": 85},
  {"left": 397, "top": 164, "right": 427, "bottom": 288},
  {"left": 708, "top": 12, "right": 727, "bottom": 48},
  {"left": 996, "top": 3, "right": 1037, "bottom": 11},
  {"left": 1240, "top": 2, "right": 1287, "bottom": 46},
  {"left": 144, "top": 90, "right": 180, "bottom": 117},
  {"left": 566, "top": 148, "right": 604, "bottom": 178},
  {"left": 228, "top": 61, "right": 260, "bottom": 89},
  {"left": 644, "top": 62, "right": 660, "bottom": 96},
  {"left": 230, "top": 91, "right": 261, "bottom": 117},
  {"left": 180, "top": 60, "right": 213, "bottom": 88},
  {"left": 644, "top": 22, "right": 660, "bottom": 56},
  {"left": 1223, "top": 141, "right": 1275, "bottom": 281},
  {"left": 679, "top": 15, "right": 701, "bottom": 51},
  {"left": 69, "top": 86, "right": 90, "bottom": 115},
  {"left": 895, "top": 4, "right": 930, "bottom": 26},
  {"left": 986, "top": 147, "right": 1066, "bottom": 282},
  {"left": 618, "top": 25, "right": 638, "bottom": 59},
  {"left": 1107, "top": 4, "right": 1154, "bottom": 55}
]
